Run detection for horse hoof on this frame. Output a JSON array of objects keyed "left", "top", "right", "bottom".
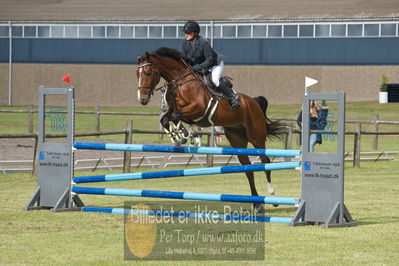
[
  {"left": 254, "top": 203, "right": 265, "bottom": 213},
  {"left": 272, "top": 204, "right": 279, "bottom": 208}
]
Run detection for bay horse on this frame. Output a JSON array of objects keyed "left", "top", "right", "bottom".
[{"left": 136, "top": 47, "right": 288, "bottom": 212}]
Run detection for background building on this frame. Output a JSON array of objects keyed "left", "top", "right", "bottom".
[{"left": 1, "top": 0, "right": 399, "bottom": 106}]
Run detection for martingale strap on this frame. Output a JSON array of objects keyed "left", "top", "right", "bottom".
[
  {"left": 193, "top": 97, "right": 219, "bottom": 126},
  {"left": 169, "top": 60, "right": 219, "bottom": 126}
]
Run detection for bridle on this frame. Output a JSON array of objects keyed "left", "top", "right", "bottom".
[
  {"left": 137, "top": 62, "right": 161, "bottom": 97},
  {"left": 137, "top": 58, "right": 208, "bottom": 98}
]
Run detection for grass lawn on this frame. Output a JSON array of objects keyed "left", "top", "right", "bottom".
[
  {"left": 0, "top": 159, "right": 398, "bottom": 265},
  {"left": 0, "top": 101, "right": 398, "bottom": 264}
]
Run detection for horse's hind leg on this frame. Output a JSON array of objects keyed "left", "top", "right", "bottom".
[
  {"left": 247, "top": 140, "right": 278, "bottom": 207},
  {"left": 257, "top": 153, "right": 274, "bottom": 196},
  {"left": 224, "top": 127, "right": 264, "bottom": 213},
  {"left": 259, "top": 155, "right": 278, "bottom": 207},
  {"left": 245, "top": 117, "right": 278, "bottom": 207}
]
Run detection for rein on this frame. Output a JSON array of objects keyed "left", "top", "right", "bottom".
[
  {"left": 138, "top": 58, "right": 209, "bottom": 98},
  {"left": 166, "top": 59, "right": 209, "bottom": 96},
  {"left": 167, "top": 71, "right": 195, "bottom": 93}
]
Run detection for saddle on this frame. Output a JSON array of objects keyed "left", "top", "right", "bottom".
[{"left": 200, "top": 71, "right": 233, "bottom": 99}]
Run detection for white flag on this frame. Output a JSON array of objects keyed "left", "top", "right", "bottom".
[{"left": 305, "top": 77, "right": 318, "bottom": 88}]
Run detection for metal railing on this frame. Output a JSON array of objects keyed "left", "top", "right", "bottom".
[
  {"left": 1, "top": 20, "right": 398, "bottom": 39},
  {"left": 1, "top": 125, "right": 398, "bottom": 174}
]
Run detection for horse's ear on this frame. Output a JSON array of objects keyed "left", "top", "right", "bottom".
[{"left": 136, "top": 56, "right": 142, "bottom": 63}]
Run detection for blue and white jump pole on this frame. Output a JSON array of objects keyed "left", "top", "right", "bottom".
[
  {"left": 72, "top": 187, "right": 300, "bottom": 206},
  {"left": 74, "top": 142, "right": 301, "bottom": 158},
  {"left": 80, "top": 206, "right": 293, "bottom": 224},
  {"left": 73, "top": 161, "right": 300, "bottom": 184}
]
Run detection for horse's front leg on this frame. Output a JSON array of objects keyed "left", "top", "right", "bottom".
[
  {"left": 160, "top": 114, "right": 189, "bottom": 146},
  {"left": 160, "top": 113, "right": 179, "bottom": 144}
]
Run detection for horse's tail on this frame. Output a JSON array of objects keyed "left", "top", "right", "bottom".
[
  {"left": 253, "top": 96, "right": 290, "bottom": 142},
  {"left": 253, "top": 96, "right": 268, "bottom": 112}
]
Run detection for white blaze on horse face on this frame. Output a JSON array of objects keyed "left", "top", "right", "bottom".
[{"left": 137, "top": 67, "right": 143, "bottom": 100}]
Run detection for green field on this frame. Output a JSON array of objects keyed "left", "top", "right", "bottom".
[
  {"left": 0, "top": 101, "right": 399, "bottom": 265},
  {"left": 1, "top": 101, "right": 399, "bottom": 151},
  {"left": 0, "top": 162, "right": 398, "bottom": 265}
]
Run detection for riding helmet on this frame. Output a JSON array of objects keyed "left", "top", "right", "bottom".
[{"left": 183, "top": 20, "right": 200, "bottom": 33}]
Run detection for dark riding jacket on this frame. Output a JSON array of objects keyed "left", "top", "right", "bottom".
[{"left": 181, "top": 35, "right": 223, "bottom": 70}]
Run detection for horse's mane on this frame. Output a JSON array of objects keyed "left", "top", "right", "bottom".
[{"left": 151, "top": 47, "right": 194, "bottom": 65}]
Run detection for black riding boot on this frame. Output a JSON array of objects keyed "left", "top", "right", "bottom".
[{"left": 218, "top": 82, "right": 240, "bottom": 110}]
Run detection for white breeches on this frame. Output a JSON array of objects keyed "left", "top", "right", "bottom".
[{"left": 210, "top": 61, "right": 224, "bottom": 87}]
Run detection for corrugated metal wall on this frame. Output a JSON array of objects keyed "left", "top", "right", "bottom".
[{"left": 1, "top": 37, "right": 399, "bottom": 65}]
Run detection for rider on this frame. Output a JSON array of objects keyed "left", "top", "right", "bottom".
[{"left": 181, "top": 20, "right": 240, "bottom": 110}]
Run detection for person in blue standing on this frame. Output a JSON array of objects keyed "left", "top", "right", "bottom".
[
  {"left": 181, "top": 20, "right": 240, "bottom": 110},
  {"left": 297, "top": 100, "right": 323, "bottom": 152}
]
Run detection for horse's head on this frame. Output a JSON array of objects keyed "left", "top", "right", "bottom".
[{"left": 136, "top": 52, "right": 161, "bottom": 105}]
